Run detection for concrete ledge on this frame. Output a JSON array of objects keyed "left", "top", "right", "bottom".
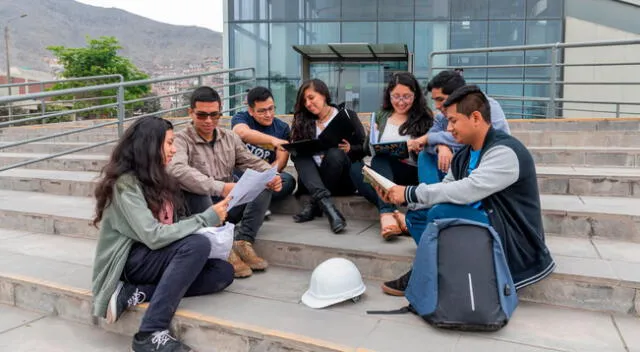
[{"left": 0, "top": 274, "right": 356, "bottom": 352}]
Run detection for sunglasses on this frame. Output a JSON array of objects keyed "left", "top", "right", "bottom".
[{"left": 194, "top": 111, "right": 222, "bottom": 120}]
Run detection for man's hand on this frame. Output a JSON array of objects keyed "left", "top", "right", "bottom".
[
  {"left": 266, "top": 175, "right": 283, "bottom": 192},
  {"left": 271, "top": 137, "right": 289, "bottom": 151},
  {"left": 338, "top": 139, "right": 351, "bottom": 153},
  {"left": 437, "top": 145, "right": 453, "bottom": 173},
  {"left": 222, "top": 182, "right": 235, "bottom": 197},
  {"left": 374, "top": 185, "right": 407, "bottom": 205},
  {"left": 407, "top": 135, "right": 428, "bottom": 153}
]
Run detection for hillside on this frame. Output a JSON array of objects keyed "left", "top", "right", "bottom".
[{"left": 0, "top": 0, "right": 223, "bottom": 76}]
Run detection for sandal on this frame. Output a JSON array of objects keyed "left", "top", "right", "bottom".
[
  {"left": 380, "top": 213, "right": 402, "bottom": 240},
  {"left": 393, "top": 210, "right": 410, "bottom": 235}
]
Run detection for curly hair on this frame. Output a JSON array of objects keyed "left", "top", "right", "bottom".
[
  {"left": 93, "top": 116, "right": 182, "bottom": 227},
  {"left": 382, "top": 72, "right": 434, "bottom": 138}
]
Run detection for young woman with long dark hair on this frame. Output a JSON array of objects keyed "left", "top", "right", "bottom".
[
  {"left": 91, "top": 115, "right": 232, "bottom": 352},
  {"left": 352, "top": 72, "right": 434, "bottom": 240},
  {"left": 289, "top": 78, "right": 366, "bottom": 234}
]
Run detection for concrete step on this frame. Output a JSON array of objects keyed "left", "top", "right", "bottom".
[
  {"left": 3, "top": 165, "right": 639, "bottom": 200},
  {"left": 0, "top": 152, "right": 108, "bottom": 172},
  {"left": 536, "top": 166, "right": 640, "bottom": 198},
  {"left": 0, "top": 229, "right": 639, "bottom": 351},
  {"left": 529, "top": 147, "right": 640, "bottom": 167},
  {"left": 0, "top": 304, "right": 130, "bottom": 351},
  {"left": 0, "top": 189, "right": 639, "bottom": 243},
  {"left": 0, "top": 141, "right": 115, "bottom": 155},
  {"left": 512, "top": 130, "right": 640, "bottom": 148},
  {"left": 508, "top": 118, "right": 640, "bottom": 132}
]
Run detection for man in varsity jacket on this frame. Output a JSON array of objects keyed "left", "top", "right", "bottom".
[{"left": 376, "top": 85, "right": 555, "bottom": 297}]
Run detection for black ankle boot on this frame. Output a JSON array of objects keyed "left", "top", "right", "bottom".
[
  {"left": 318, "top": 197, "right": 346, "bottom": 234},
  {"left": 292, "top": 199, "right": 322, "bottom": 223}
]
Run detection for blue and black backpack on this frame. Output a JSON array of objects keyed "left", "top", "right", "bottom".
[{"left": 370, "top": 218, "right": 518, "bottom": 332}]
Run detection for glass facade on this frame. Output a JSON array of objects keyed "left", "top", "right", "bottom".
[{"left": 226, "top": 0, "right": 564, "bottom": 116}]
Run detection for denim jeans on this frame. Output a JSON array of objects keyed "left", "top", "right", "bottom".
[
  {"left": 417, "top": 150, "right": 446, "bottom": 185},
  {"left": 406, "top": 203, "right": 489, "bottom": 244},
  {"left": 122, "top": 234, "right": 234, "bottom": 332}
]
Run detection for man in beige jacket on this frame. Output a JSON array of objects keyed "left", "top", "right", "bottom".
[{"left": 168, "top": 86, "right": 282, "bottom": 278}]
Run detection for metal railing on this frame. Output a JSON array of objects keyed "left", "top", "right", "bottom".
[
  {"left": 0, "top": 67, "right": 256, "bottom": 172},
  {"left": 429, "top": 38, "right": 640, "bottom": 119}
]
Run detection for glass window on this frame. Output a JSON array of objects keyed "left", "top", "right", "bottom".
[
  {"left": 414, "top": 22, "right": 449, "bottom": 77},
  {"left": 305, "top": 22, "right": 340, "bottom": 44},
  {"left": 450, "top": 0, "right": 488, "bottom": 19},
  {"left": 270, "top": 0, "right": 304, "bottom": 20},
  {"left": 415, "top": 0, "right": 449, "bottom": 20},
  {"left": 270, "top": 78, "right": 301, "bottom": 114},
  {"left": 232, "top": 0, "right": 268, "bottom": 20},
  {"left": 489, "top": 0, "right": 526, "bottom": 19},
  {"left": 526, "top": 0, "right": 563, "bottom": 19},
  {"left": 378, "top": 0, "right": 414, "bottom": 20},
  {"left": 342, "top": 0, "right": 377, "bottom": 20},
  {"left": 525, "top": 20, "right": 562, "bottom": 77},
  {"left": 230, "top": 23, "right": 269, "bottom": 77},
  {"left": 342, "top": 22, "right": 377, "bottom": 43},
  {"left": 450, "top": 20, "right": 488, "bottom": 80},
  {"left": 270, "top": 23, "right": 303, "bottom": 78},
  {"left": 488, "top": 21, "right": 525, "bottom": 77},
  {"left": 378, "top": 22, "right": 414, "bottom": 51},
  {"left": 306, "top": 0, "right": 341, "bottom": 19}
]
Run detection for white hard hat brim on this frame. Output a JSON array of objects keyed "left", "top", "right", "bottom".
[{"left": 301, "top": 284, "right": 366, "bottom": 309}]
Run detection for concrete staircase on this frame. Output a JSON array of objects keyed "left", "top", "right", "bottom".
[{"left": 0, "top": 118, "right": 639, "bottom": 351}]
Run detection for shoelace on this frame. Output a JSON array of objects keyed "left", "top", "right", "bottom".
[
  {"left": 151, "top": 330, "right": 176, "bottom": 348},
  {"left": 127, "top": 289, "right": 146, "bottom": 307}
]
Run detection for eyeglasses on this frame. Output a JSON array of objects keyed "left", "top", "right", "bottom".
[
  {"left": 194, "top": 111, "right": 222, "bottom": 120},
  {"left": 390, "top": 94, "right": 415, "bottom": 102},
  {"left": 254, "top": 105, "right": 276, "bottom": 115}
]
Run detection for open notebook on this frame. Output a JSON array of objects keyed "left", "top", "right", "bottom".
[
  {"left": 369, "top": 112, "right": 409, "bottom": 159},
  {"left": 362, "top": 165, "right": 396, "bottom": 192}
]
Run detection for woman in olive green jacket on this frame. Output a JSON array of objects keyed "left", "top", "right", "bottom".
[{"left": 91, "top": 116, "right": 231, "bottom": 352}]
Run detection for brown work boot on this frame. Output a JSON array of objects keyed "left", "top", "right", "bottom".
[
  {"left": 233, "top": 240, "right": 268, "bottom": 271},
  {"left": 228, "top": 249, "right": 252, "bottom": 278}
]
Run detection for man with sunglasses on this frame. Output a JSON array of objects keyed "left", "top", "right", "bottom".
[
  {"left": 231, "top": 87, "right": 296, "bottom": 209},
  {"left": 168, "top": 86, "right": 282, "bottom": 279}
]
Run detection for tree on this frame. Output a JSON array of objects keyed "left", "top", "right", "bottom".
[{"left": 46, "top": 36, "right": 150, "bottom": 120}]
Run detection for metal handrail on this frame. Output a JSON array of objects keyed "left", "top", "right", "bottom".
[
  {"left": 0, "top": 74, "right": 124, "bottom": 89},
  {"left": 0, "top": 67, "right": 256, "bottom": 172},
  {"left": 429, "top": 38, "right": 640, "bottom": 118}
]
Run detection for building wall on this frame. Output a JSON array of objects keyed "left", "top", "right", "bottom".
[
  {"left": 562, "top": 0, "right": 640, "bottom": 118},
  {"left": 224, "top": 0, "right": 565, "bottom": 116}
]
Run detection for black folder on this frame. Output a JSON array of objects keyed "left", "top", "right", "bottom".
[{"left": 282, "top": 112, "right": 356, "bottom": 156}]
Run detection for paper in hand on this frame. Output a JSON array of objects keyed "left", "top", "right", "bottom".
[{"left": 228, "top": 167, "right": 278, "bottom": 209}]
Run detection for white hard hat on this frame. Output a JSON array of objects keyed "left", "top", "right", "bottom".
[{"left": 301, "top": 258, "right": 366, "bottom": 309}]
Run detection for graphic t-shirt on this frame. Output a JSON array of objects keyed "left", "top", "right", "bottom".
[{"left": 231, "top": 111, "right": 291, "bottom": 164}]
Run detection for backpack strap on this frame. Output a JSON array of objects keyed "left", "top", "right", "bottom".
[{"left": 367, "top": 305, "right": 415, "bottom": 315}]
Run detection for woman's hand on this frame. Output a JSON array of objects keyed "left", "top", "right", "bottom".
[
  {"left": 338, "top": 139, "right": 351, "bottom": 153},
  {"left": 437, "top": 145, "right": 453, "bottom": 173},
  {"left": 407, "top": 135, "right": 427, "bottom": 153},
  {"left": 212, "top": 195, "right": 232, "bottom": 224}
]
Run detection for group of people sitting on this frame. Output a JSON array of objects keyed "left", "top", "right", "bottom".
[{"left": 90, "top": 70, "right": 555, "bottom": 352}]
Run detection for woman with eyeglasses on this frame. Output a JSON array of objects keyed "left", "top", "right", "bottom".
[
  {"left": 289, "top": 78, "right": 366, "bottom": 234},
  {"left": 351, "top": 72, "right": 434, "bottom": 240}
]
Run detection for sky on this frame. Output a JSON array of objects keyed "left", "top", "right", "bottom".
[{"left": 75, "top": 0, "right": 224, "bottom": 32}]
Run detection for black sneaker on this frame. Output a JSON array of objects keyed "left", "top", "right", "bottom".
[
  {"left": 106, "top": 281, "right": 146, "bottom": 324},
  {"left": 131, "top": 330, "right": 193, "bottom": 352},
  {"left": 381, "top": 270, "right": 412, "bottom": 296}
]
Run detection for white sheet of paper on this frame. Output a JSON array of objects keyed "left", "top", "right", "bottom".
[{"left": 228, "top": 167, "right": 278, "bottom": 209}]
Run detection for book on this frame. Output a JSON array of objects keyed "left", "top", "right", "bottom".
[
  {"left": 362, "top": 165, "right": 396, "bottom": 192},
  {"left": 369, "top": 112, "right": 409, "bottom": 159},
  {"left": 281, "top": 139, "right": 324, "bottom": 156},
  {"left": 283, "top": 109, "right": 356, "bottom": 156}
]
